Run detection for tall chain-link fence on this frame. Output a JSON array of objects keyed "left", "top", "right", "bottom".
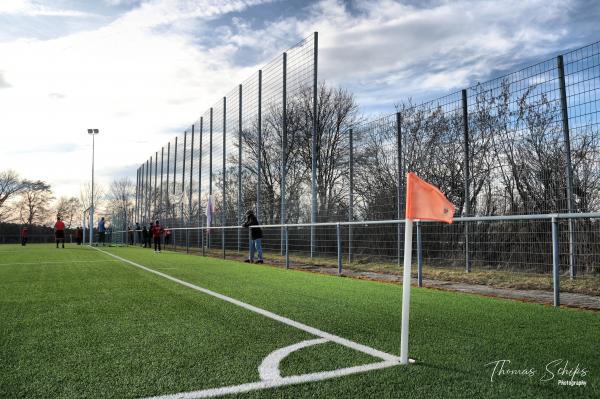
[{"left": 127, "top": 34, "right": 600, "bottom": 289}]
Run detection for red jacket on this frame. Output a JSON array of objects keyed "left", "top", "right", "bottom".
[
  {"left": 151, "top": 224, "right": 164, "bottom": 238},
  {"left": 21, "top": 228, "right": 28, "bottom": 238},
  {"left": 54, "top": 221, "right": 65, "bottom": 231}
]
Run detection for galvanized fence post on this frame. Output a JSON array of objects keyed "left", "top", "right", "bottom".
[
  {"left": 223, "top": 96, "right": 227, "bottom": 260},
  {"left": 189, "top": 125, "right": 194, "bottom": 227},
  {"left": 311, "top": 31, "right": 318, "bottom": 259},
  {"left": 135, "top": 167, "right": 139, "bottom": 230},
  {"left": 417, "top": 220, "right": 423, "bottom": 288},
  {"left": 202, "top": 227, "right": 206, "bottom": 256},
  {"left": 198, "top": 116, "right": 203, "bottom": 251},
  {"left": 462, "top": 89, "right": 472, "bottom": 273},
  {"left": 238, "top": 84, "right": 242, "bottom": 254},
  {"left": 147, "top": 157, "right": 151, "bottom": 221},
  {"left": 144, "top": 159, "right": 149, "bottom": 224},
  {"left": 257, "top": 70, "right": 262, "bottom": 220},
  {"left": 552, "top": 217, "right": 560, "bottom": 307},
  {"left": 149, "top": 155, "right": 153, "bottom": 221},
  {"left": 285, "top": 225, "right": 289, "bottom": 270},
  {"left": 337, "top": 223, "right": 342, "bottom": 274},
  {"left": 154, "top": 151, "right": 158, "bottom": 218},
  {"left": 396, "top": 112, "right": 403, "bottom": 267},
  {"left": 160, "top": 147, "right": 164, "bottom": 220},
  {"left": 189, "top": 124, "right": 194, "bottom": 254},
  {"left": 281, "top": 52, "right": 287, "bottom": 256},
  {"left": 557, "top": 55, "right": 577, "bottom": 279},
  {"left": 208, "top": 107, "right": 213, "bottom": 250},
  {"left": 348, "top": 128, "right": 353, "bottom": 264},
  {"left": 166, "top": 141, "right": 171, "bottom": 227}
]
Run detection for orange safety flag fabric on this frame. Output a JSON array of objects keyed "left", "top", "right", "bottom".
[{"left": 405, "top": 172, "right": 455, "bottom": 224}]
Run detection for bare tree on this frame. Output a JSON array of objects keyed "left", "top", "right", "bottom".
[
  {"left": 55, "top": 196, "right": 81, "bottom": 228},
  {"left": 298, "top": 83, "right": 361, "bottom": 222},
  {"left": 108, "top": 178, "right": 134, "bottom": 211},
  {"left": 107, "top": 177, "right": 136, "bottom": 230},
  {"left": 16, "top": 180, "right": 53, "bottom": 225},
  {"left": 239, "top": 98, "right": 309, "bottom": 224},
  {"left": 79, "top": 181, "right": 105, "bottom": 215},
  {"left": 0, "top": 170, "right": 24, "bottom": 221}
]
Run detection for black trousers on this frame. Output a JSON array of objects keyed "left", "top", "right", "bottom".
[
  {"left": 21, "top": 237, "right": 27, "bottom": 246},
  {"left": 154, "top": 237, "right": 161, "bottom": 251},
  {"left": 56, "top": 232, "right": 65, "bottom": 247}
]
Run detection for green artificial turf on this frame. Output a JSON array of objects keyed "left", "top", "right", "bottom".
[{"left": 0, "top": 244, "right": 598, "bottom": 398}]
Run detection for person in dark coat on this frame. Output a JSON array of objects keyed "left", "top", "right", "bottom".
[
  {"left": 20, "top": 226, "right": 28, "bottom": 246},
  {"left": 135, "top": 222, "right": 141, "bottom": 245},
  {"left": 142, "top": 226, "right": 149, "bottom": 248},
  {"left": 98, "top": 217, "right": 106, "bottom": 246},
  {"left": 151, "top": 220, "right": 164, "bottom": 253},
  {"left": 146, "top": 222, "right": 153, "bottom": 248},
  {"left": 75, "top": 227, "right": 83, "bottom": 245},
  {"left": 242, "top": 209, "right": 263, "bottom": 263}
]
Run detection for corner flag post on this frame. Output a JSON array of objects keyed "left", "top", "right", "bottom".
[
  {"left": 400, "top": 217, "right": 413, "bottom": 365},
  {"left": 400, "top": 172, "right": 455, "bottom": 365}
]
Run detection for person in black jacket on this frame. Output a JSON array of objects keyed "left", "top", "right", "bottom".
[
  {"left": 242, "top": 209, "right": 263, "bottom": 264},
  {"left": 142, "top": 225, "right": 149, "bottom": 248},
  {"left": 136, "top": 222, "right": 142, "bottom": 245}
]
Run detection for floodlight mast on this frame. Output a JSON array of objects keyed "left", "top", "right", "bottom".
[{"left": 87, "top": 128, "right": 99, "bottom": 244}]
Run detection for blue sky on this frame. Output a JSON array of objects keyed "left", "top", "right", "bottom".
[{"left": 0, "top": 0, "right": 599, "bottom": 199}]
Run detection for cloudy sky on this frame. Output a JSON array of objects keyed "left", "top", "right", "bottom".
[{"left": 0, "top": 0, "right": 598, "bottom": 199}]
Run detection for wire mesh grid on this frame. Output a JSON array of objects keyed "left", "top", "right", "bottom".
[{"left": 126, "top": 36, "right": 600, "bottom": 283}]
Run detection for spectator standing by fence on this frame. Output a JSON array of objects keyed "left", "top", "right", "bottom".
[
  {"left": 135, "top": 222, "right": 141, "bottom": 245},
  {"left": 54, "top": 216, "right": 65, "bottom": 249},
  {"left": 98, "top": 217, "right": 106, "bottom": 246},
  {"left": 152, "top": 220, "right": 164, "bottom": 253},
  {"left": 242, "top": 210, "right": 263, "bottom": 264},
  {"left": 20, "top": 226, "right": 28, "bottom": 246},
  {"left": 75, "top": 227, "right": 82, "bottom": 245},
  {"left": 164, "top": 227, "right": 171, "bottom": 245},
  {"left": 142, "top": 225, "right": 149, "bottom": 248}
]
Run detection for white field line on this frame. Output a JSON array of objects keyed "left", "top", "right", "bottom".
[
  {"left": 258, "top": 338, "right": 328, "bottom": 381},
  {"left": 0, "top": 260, "right": 121, "bottom": 266},
  {"left": 144, "top": 360, "right": 398, "bottom": 399},
  {"left": 91, "top": 247, "right": 400, "bottom": 363}
]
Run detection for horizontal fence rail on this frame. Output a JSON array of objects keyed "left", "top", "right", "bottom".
[{"left": 110, "top": 213, "right": 600, "bottom": 308}]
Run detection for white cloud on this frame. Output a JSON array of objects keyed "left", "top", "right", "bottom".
[
  {"left": 103, "top": 0, "right": 139, "bottom": 5},
  {"left": 0, "top": 0, "right": 92, "bottom": 17},
  {"left": 0, "top": 0, "right": 263, "bottom": 200},
  {"left": 219, "top": 0, "right": 582, "bottom": 108}
]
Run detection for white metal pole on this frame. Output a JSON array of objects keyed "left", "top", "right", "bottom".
[
  {"left": 90, "top": 133, "right": 95, "bottom": 244},
  {"left": 400, "top": 218, "right": 413, "bottom": 365}
]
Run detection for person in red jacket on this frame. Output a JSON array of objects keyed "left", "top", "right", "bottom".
[
  {"left": 20, "top": 226, "right": 29, "bottom": 246},
  {"left": 152, "top": 220, "right": 164, "bottom": 253},
  {"left": 54, "top": 216, "right": 65, "bottom": 248}
]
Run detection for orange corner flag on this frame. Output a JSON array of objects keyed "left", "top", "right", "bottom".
[{"left": 405, "top": 172, "right": 455, "bottom": 224}]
